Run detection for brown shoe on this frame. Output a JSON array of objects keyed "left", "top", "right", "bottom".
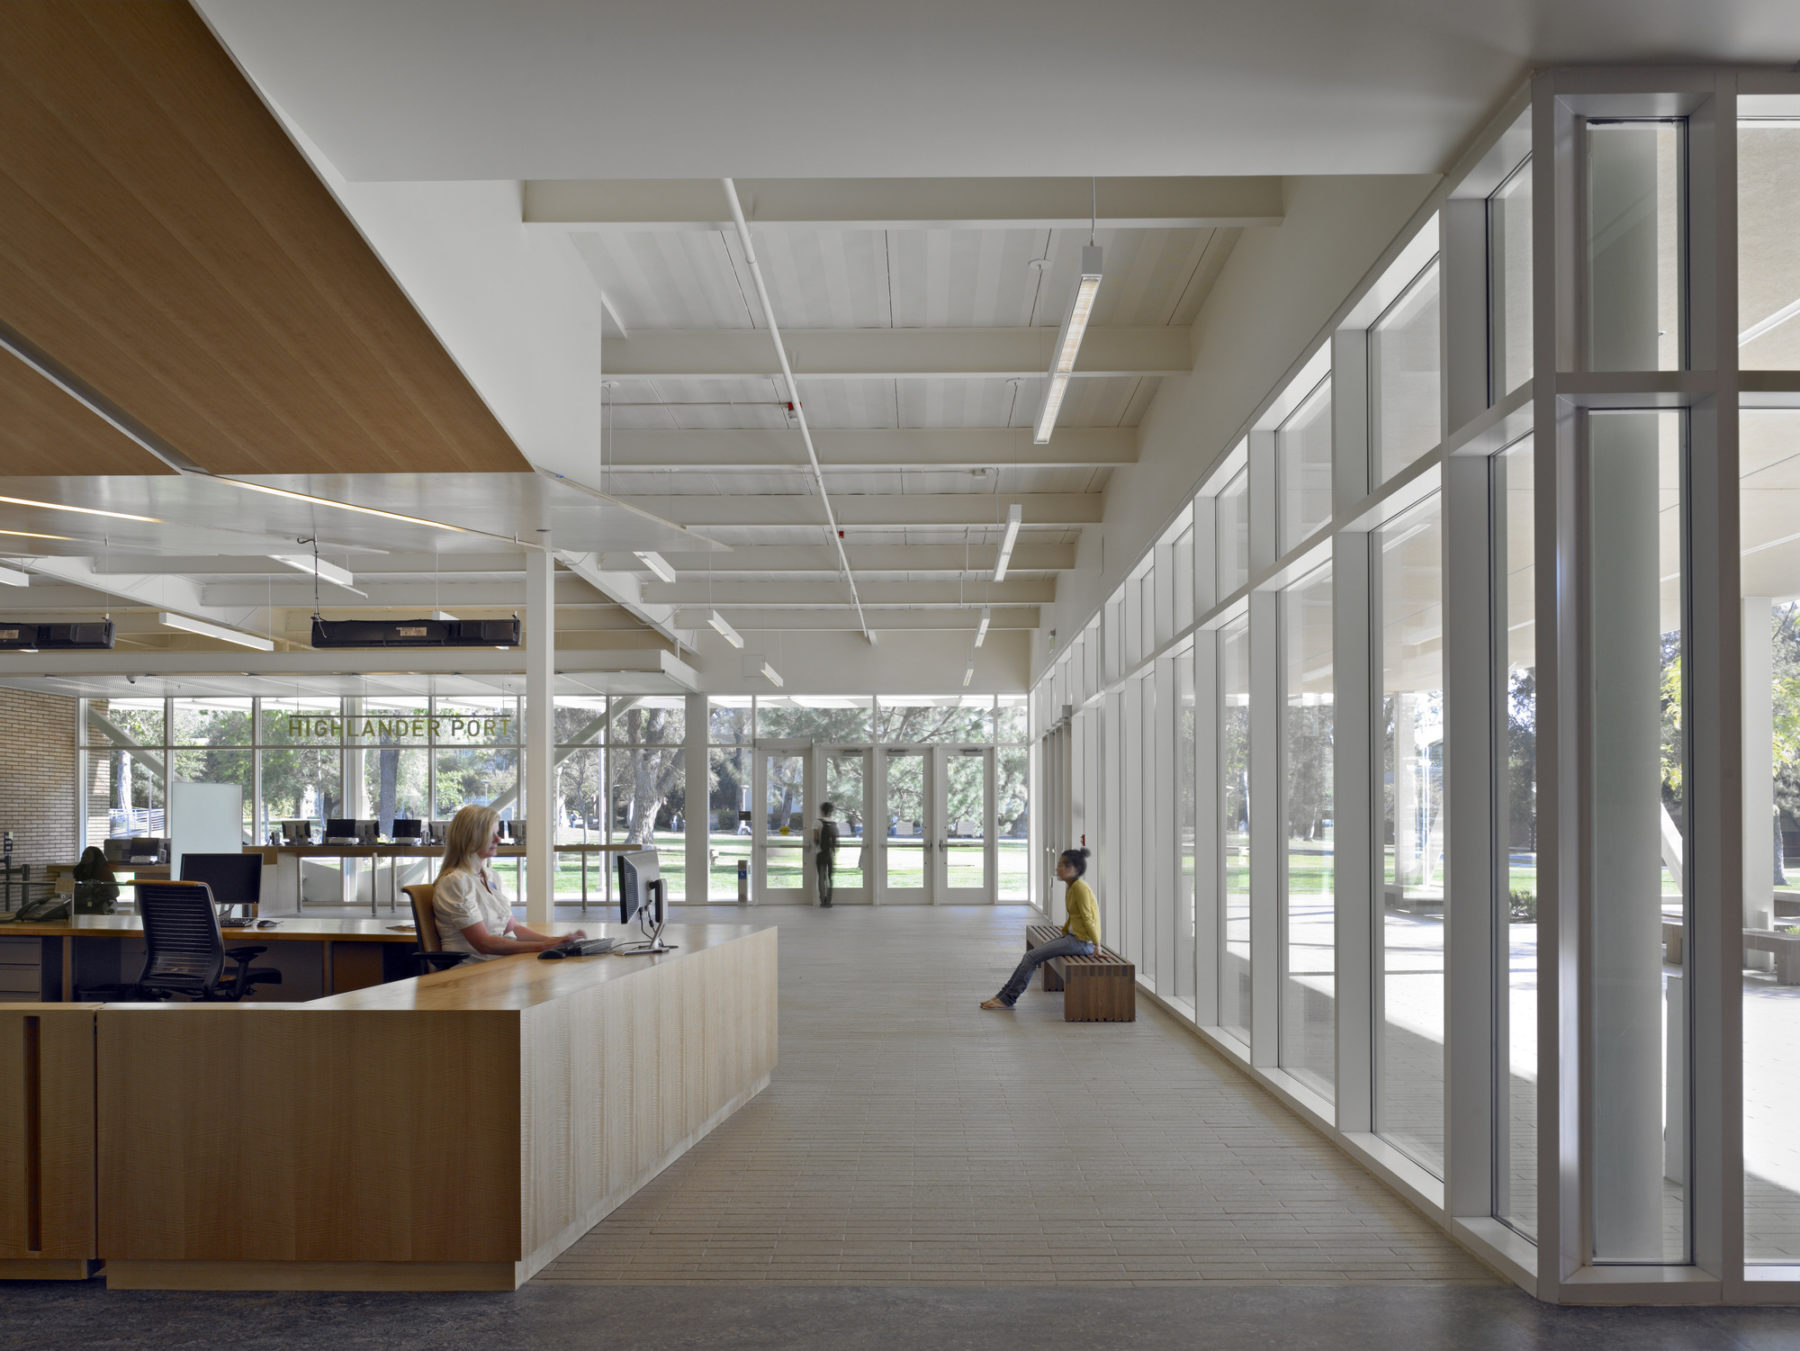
[{"left": 979, "top": 997, "right": 1012, "bottom": 1011}]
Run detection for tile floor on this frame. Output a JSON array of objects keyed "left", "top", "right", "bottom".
[{"left": 540, "top": 902, "right": 1493, "bottom": 1287}]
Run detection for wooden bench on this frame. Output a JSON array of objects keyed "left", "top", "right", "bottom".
[
  {"left": 1025, "top": 922, "right": 1135, "bottom": 1022},
  {"left": 1661, "top": 920, "right": 1800, "bottom": 985}
]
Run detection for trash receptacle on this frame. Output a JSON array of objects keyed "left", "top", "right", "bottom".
[{"left": 737, "top": 858, "right": 749, "bottom": 904}]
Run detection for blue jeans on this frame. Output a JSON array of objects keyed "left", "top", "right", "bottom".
[{"left": 997, "top": 934, "right": 1096, "bottom": 1006}]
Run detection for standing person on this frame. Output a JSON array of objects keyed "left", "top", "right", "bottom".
[
  {"left": 982, "top": 847, "right": 1097, "bottom": 1010},
  {"left": 813, "top": 801, "right": 841, "bottom": 907},
  {"left": 434, "top": 804, "right": 582, "bottom": 959}
]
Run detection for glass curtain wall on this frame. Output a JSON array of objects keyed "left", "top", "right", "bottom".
[
  {"left": 1219, "top": 617, "right": 1253, "bottom": 1044},
  {"left": 1281, "top": 565, "right": 1336, "bottom": 1099},
  {"left": 1373, "top": 496, "right": 1448, "bottom": 1176},
  {"left": 1495, "top": 437, "right": 1539, "bottom": 1241}
]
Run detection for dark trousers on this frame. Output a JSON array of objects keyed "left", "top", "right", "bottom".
[{"left": 816, "top": 853, "right": 835, "bottom": 905}]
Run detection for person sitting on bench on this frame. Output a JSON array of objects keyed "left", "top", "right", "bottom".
[{"left": 983, "top": 847, "right": 1098, "bottom": 1011}]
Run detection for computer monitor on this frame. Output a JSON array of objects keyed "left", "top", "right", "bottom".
[
  {"left": 325, "top": 817, "right": 357, "bottom": 843},
  {"left": 281, "top": 819, "right": 313, "bottom": 845},
  {"left": 428, "top": 819, "right": 453, "bottom": 845},
  {"left": 499, "top": 819, "right": 525, "bottom": 846},
  {"left": 355, "top": 820, "right": 380, "bottom": 847},
  {"left": 179, "top": 852, "right": 262, "bottom": 922},
  {"left": 616, "top": 849, "right": 675, "bottom": 952},
  {"left": 391, "top": 818, "right": 424, "bottom": 842}
]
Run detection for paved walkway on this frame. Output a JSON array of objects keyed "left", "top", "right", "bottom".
[{"left": 538, "top": 903, "right": 1493, "bottom": 1287}]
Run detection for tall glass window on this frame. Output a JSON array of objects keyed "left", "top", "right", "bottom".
[
  {"left": 1740, "top": 409, "right": 1800, "bottom": 1260},
  {"left": 1490, "top": 156, "right": 1534, "bottom": 396},
  {"left": 1586, "top": 120, "right": 1685, "bottom": 372},
  {"left": 1279, "top": 378, "right": 1333, "bottom": 551},
  {"left": 1495, "top": 436, "right": 1538, "bottom": 1241},
  {"left": 1587, "top": 409, "right": 1686, "bottom": 1262},
  {"left": 1374, "top": 495, "right": 1447, "bottom": 1177},
  {"left": 1219, "top": 618, "right": 1253, "bottom": 1044},
  {"left": 1739, "top": 106, "right": 1800, "bottom": 370},
  {"left": 707, "top": 695, "right": 753, "bottom": 903},
  {"left": 1282, "top": 564, "right": 1336, "bottom": 1098},
  {"left": 609, "top": 696, "right": 686, "bottom": 901},
  {"left": 1370, "top": 259, "right": 1443, "bottom": 484},
  {"left": 1176, "top": 650, "right": 1197, "bottom": 1007},
  {"left": 1216, "top": 462, "right": 1251, "bottom": 596},
  {"left": 82, "top": 698, "right": 165, "bottom": 842}
]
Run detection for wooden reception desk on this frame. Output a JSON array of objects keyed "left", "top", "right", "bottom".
[{"left": 4, "top": 925, "right": 777, "bottom": 1291}]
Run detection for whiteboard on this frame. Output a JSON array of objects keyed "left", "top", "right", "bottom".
[{"left": 170, "top": 781, "right": 244, "bottom": 877}]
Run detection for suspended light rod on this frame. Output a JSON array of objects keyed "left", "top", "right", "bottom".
[
  {"left": 993, "top": 504, "right": 1023, "bottom": 582},
  {"left": 1033, "top": 243, "right": 1103, "bottom": 445}
]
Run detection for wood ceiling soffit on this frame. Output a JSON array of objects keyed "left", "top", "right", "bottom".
[
  {"left": 0, "top": 3, "right": 528, "bottom": 477},
  {"left": 0, "top": 345, "right": 171, "bottom": 476}
]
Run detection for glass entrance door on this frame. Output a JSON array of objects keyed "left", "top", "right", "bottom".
[
  {"left": 818, "top": 746, "right": 869, "bottom": 903},
  {"left": 755, "top": 740, "right": 810, "bottom": 903},
  {"left": 880, "top": 747, "right": 932, "bottom": 903},
  {"left": 939, "top": 746, "right": 994, "bottom": 903}
]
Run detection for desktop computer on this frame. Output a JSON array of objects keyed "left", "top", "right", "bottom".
[
  {"left": 391, "top": 818, "right": 424, "bottom": 842},
  {"left": 324, "top": 817, "right": 358, "bottom": 845},
  {"left": 180, "top": 851, "right": 263, "bottom": 925},
  {"left": 616, "top": 849, "right": 675, "bottom": 953},
  {"left": 281, "top": 819, "right": 313, "bottom": 845}
]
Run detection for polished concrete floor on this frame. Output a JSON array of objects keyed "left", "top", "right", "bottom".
[{"left": 12, "top": 903, "right": 1800, "bottom": 1349}]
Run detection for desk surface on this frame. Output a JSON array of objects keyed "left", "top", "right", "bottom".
[
  {"left": 310, "top": 923, "right": 757, "bottom": 1012},
  {"left": 246, "top": 843, "right": 633, "bottom": 860},
  {"left": 0, "top": 914, "right": 424, "bottom": 944}
]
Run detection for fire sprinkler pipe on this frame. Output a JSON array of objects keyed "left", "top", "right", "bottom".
[{"left": 721, "top": 178, "right": 872, "bottom": 644}]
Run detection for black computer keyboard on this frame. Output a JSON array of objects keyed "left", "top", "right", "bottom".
[{"left": 538, "top": 937, "right": 615, "bottom": 959}]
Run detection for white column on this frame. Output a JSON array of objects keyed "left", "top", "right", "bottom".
[
  {"left": 686, "top": 693, "right": 708, "bottom": 903},
  {"left": 525, "top": 540, "right": 555, "bottom": 926}
]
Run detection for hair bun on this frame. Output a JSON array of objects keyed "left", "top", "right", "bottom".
[{"left": 1078, "top": 847, "right": 1091, "bottom": 859}]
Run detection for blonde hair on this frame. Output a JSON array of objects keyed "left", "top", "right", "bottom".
[{"left": 438, "top": 804, "right": 499, "bottom": 881}]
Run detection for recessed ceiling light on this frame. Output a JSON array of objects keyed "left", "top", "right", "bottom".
[
  {"left": 0, "top": 493, "right": 160, "bottom": 523},
  {"left": 217, "top": 479, "right": 471, "bottom": 533}
]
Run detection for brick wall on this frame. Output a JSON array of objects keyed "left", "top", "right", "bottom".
[{"left": 0, "top": 688, "right": 78, "bottom": 867}]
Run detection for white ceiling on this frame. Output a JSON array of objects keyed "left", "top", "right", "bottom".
[{"left": 196, "top": 0, "right": 1800, "bottom": 180}]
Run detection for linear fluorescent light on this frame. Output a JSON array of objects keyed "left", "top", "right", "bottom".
[
  {"left": 272, "top": 554, "right": 355, "bottom": 589},
  {"left": 974, "top": 605, "right": 991, "bottom": 648},
  {"left": 993, "top": 503, "right": 1023, "bottom": 582},
  {"left": 635, "top": 551, "right": 677, "bottom": 583},
  {"left": 760, "top": 661, "right": 784, "bottom": 688},
  {"left": 0, "top": 528, "right": 74, "bottom": 541},
  {"left": 158, "top": 611, "right": 274, "bottom": 651},
  {"left": 0, "top": 493, "right": 160, "bottom": 523},
  {"left": 0, "top": 564, "right": 28, "bottom": 587},
  {"left": 708, "top": 609, "right": 745, "bottom": 648},
  {"left": 1033, "top": 243, "right": 1102, "bottom": 445},
  {"left": 217, "top": 480, "right": 470, "bottom": 533},
  {"left": 962, "top": 660, "right": 975, "bottom": 688}
]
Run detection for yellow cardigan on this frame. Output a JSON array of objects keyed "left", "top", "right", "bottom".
[{"left": 1060, "top": 879, "right": 1100, "bottom": 946}]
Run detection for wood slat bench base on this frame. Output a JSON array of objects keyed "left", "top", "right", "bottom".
[{"left": 1025, "top": 923, "right": 1135, "bottom": 1022}]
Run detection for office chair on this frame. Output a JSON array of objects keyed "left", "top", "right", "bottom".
[
  {"left": 403, "top": 883, "right": 472, "bottom": 977},
  {"left": 83, "top": 882, "right": 283, "bottom": 1001}
]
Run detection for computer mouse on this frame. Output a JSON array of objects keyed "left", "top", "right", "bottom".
[
  {"left": 256, "top": 920, "right": 279, "bottom": 928},
  {"left": 538, "top": 947, "right": 567, "bottom": 959}
]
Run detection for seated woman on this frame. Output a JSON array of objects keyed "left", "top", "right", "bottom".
[
  {"left": 434, "top": 804, "right": 582, "bottom": 959},
  {"left": 982, "top": 847, "right": 1098, "bottom": 1010}
]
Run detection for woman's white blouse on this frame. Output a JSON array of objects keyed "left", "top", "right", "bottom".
[{"left": 433, "top": 865, "right": 513, "bottom": 960}]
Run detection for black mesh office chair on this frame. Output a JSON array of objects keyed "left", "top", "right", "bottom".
[{"left": 117, "top": 881, "right": 283, "bottom": 1001}]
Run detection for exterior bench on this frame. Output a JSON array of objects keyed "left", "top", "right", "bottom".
[{"left": 1025, "top": 921, "right": 1136, "bottom": 1022}]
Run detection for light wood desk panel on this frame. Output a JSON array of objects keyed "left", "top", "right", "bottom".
[
  {"left": 0, "top": 1005, "right": 100, "bottom": 1280},
  {"left": 97, "top": 924, "right": 777, "bottom": 1290}
]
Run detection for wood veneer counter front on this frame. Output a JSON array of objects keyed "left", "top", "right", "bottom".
[
  {"left": 0, "top": 1006, "right": 101, "bottom": 1280},
  {"left": 96, "top": 924, "right": 778, "bottom": 1291}
]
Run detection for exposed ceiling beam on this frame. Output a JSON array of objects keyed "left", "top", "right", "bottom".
[
  {"left": 675, "top": 608, "right": 1039, "bottom": 632},
  {"left": 604, "top": 327, "right": 1188, "bottom": 382},
  {"left": 555, "top": 550, "right": 695, "bottom": 647},
  {"left": 523, "top": 177, "right": 1284, "bottom": 232},
  {"left": 657, "top": 543, "right": 1075, "bottom": 574},
  {"left": 603, "top": 427, "right": 1135, "bottom": 470},
  {"left": 613, "top": 493, "right": 1101, "bottom": 528},
  {"left": 0, "top": 647, "right": 699, "bottom": 687},
  {"left": 13, "top": 555, "right": 289, "bottom": 648},
  {"left": 80, "top": 552, "right": 527, "bottom": 579},
  {"left": 655, "top": 579, "right": 1054, "bottom": 608}
]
